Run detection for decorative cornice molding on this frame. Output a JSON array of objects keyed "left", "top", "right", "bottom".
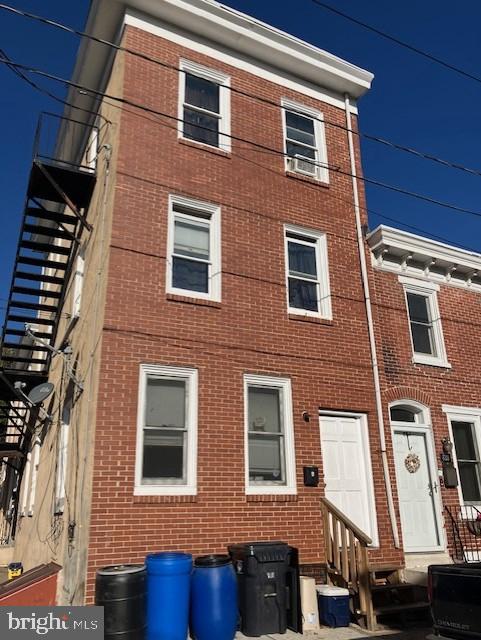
[{"left": 368, "top": 225, "right": 481, "bottom": 293}]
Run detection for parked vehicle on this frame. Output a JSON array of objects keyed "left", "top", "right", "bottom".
[{"left": 428, "top": 564, "right": 481, "bottom": 639}]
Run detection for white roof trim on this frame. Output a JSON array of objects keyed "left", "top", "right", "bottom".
[{"left": 368, "top": 225, "right": 481, "bottom": 292}]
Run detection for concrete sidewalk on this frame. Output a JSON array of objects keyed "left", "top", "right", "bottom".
[{"left": 237, "top": 625, "right": 429, "bottom": 640}]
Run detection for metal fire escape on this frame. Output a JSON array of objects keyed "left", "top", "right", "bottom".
[{"left": 0, "top": 112, "right": 97, "bottom": 541}]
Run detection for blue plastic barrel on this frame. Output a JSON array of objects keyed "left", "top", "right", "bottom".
[
  {"left": 190, "top": 555, "right": 238, "bottom": 640},
  {"left": 146, "top": 552, "right": 192, "bottom": 640}
]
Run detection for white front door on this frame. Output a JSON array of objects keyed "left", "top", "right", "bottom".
[
  {"left": 393, "top": 430, "right": 441, "bottom": 552},
  {"left": 320, "top": 414, "right": 377, "bottom": 543}
]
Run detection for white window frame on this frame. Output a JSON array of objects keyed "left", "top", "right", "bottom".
[
  {"left": 135, "top": 364, "right": 198, "bottom": 496},
  {"left": 166, "top": 195, "right": 221, "bottom": 302},
  {"left": 28, "top": 438, "right": 41, "bottom": 516},
  {"left": 281, "top": 98, "right": 329, "bottom": 184},
  {"left": 284, "top": 224, "right": 331, "bottom": 319},
  {"left": 71, "top": 248, "right": 85, "bottom": 319},
  {"left": 443, "top": 405, "right": 481, "bottom": 511},
  {"left": 54, "top": 399, "right": 71, "bottom": 515},
  {"left": 399, "top": 276, "right": 450, "bottom": 368},
  {"left": 178, "top": 59, "right": 231, "bottom": 152},
  {"left": 244, "top": 374, "right": 296, "bottom": 495}
]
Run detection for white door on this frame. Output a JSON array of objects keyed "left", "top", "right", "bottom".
[
  {"left": 393, "top": 430, "right": 441, "bottom": 551},
  {"left": 320, "top": 414, "right": 377, "bottom": 542}
]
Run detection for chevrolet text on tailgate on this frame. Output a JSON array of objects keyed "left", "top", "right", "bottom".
[{"left": 428, "top": 564, "right": 481, "bottom": 640}]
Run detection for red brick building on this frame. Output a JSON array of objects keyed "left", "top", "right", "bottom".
[{"left": 1, "top": 0, "right": 480, "bottom": 626}]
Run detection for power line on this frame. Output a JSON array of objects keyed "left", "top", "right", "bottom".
[
  {"left": 0, "top": 48, "right": 111, "bottom": 123},
  {"left": 309, "top": 0, "right": 481, "bottom": 86},
  {"left": 1, "top": 3, "right": 481, "bottom": 180},
  {"left": 1, "top": 44, "right": 476, "bottom": 255},
  {"left": 2, "top": 56, "right": 481, "bottom": 223}
]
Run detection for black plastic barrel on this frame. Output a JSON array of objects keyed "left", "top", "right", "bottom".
[{"left": 95, "top": 564, "right": 146, "bottom": 640}]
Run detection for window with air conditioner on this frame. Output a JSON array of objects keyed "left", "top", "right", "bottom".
[
  {"left": 282, "top": 99, "right": 329, "bottom": 183},
  {"left": 179, "top": 60, "right": 230, "bottom": 152}
]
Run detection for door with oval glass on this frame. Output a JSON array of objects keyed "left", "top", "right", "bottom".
[{"left": 392, "top": 429, "right": 442, "bottom": 552}]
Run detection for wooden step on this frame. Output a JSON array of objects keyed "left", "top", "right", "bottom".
[
  {"left": 374, "top": 601, "right": 430, "bottom": 615},
  {"left": 371, "top": 582, "right": 418, "bottom": 592}
]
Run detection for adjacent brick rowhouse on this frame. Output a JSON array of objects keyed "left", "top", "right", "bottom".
[
  {"left": 371, "top": 267, "right": 481, "bottom": 552},
  {"left": 84, "top": 25, "right": 402, "bottom": 600}
]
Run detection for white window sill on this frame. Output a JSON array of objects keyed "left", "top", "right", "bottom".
[
  {"left": 285, "top": 169, "right": 329, "bottom": 186},
  {"left": 178, "top": 135, "right": 231, "bottom": 156},
  {"left": 412, "top": 355, "right": 452, "bottom": 369},
  {"left": 134, "top": 485, "right": 197, "bottom": 496},
  {"left": 245, "top": 486, "right": 297, "bottom": 496},
  {"left": 288, "top": 307, "right": 331, "bottom": 321},
  {"left": 166, "top": 286, "right": 220, "bottom": 303}
]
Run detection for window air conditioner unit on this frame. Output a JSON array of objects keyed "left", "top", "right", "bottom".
[{"left": 288, "top": 155, "right": 318, "bottom": 177}]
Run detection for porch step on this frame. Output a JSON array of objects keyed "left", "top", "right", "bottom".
[
  {"left": 374, "top": 601, "right": 430, "bottom": 615},
  {"left": 371, "top": 582, "right": 417, "bottom": 592}
]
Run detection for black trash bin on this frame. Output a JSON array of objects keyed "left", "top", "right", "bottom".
[{"left": 228, "top": 541, "right": 301, "bottom": 637}]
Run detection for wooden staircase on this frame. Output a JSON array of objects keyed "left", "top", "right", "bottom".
[{"left": 321, "top": 498, "right": 430, "bottom": 630}]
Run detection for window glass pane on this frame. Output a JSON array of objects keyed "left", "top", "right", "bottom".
[
  {"left": 411, "top": 323, "right": 435, "bottom": 355},
  {"left": 146, "top": 379, "right": 185, "bottom": 428},
  {"left": 288, "top": 278, "right": 318, "bottom": 312},
  {"left": 174, "top": 220, "right": 210, "bottom": 260},
  {"left": 288, "top": 241, "right": 317, "bottom": 278},
  {"left": 286, "top": 141, "right": 316, "bottom": 160},
  {"left": 185, "top": 73, "right": 219, "bottom": 113},
  {"left": 458, "top": 462, "right": 481, "bottom": 502},
  {"left": 285, "top": 111, "right": 315, "bottom": 147},
  {"left": 248, "top": 387, "right": 282, "bottom": 434},
  {"left": 184, "top": 108, "right": 219, "bottom": 147},
  {"left": 407, "top": 293, "right": 430, "bottom": 324},
  {"left": 248, "top": 434, "right": 285, "bottom": 483},
  {"left": 143, "top": 428, "right": 185, "bottom": 481},
  {"left": 172, "top": 257, "right": 209, "bottom": 293},
  {"left": 453, "top": 421, "right": 478, "bottom": 460},
  {"left": 390, "top": 406, "right": 417, "bottom": 422}
]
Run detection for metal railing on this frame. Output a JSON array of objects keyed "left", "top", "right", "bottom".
[
  {"left": 445, "top": 504, "right": 481, "bottom": 563},
  {"left": 33, "top": 112, "right": 99, "bottom": 174}
]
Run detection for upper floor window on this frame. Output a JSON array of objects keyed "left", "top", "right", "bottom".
[
  {"left": 282, "top": 98, "right": 329, "bottom": 183},
  {"left": 244, "top": 374, "right": 296, "bottom": 495},
  {"left": 166, "top": 195, "right": 221, "bottom": 302},
  {"left": 284, "top": 224, "right": 331, "bottom": 319},
  {"left": 135, "top": 364, "right": 198, "bottom": 496},
  {"left": 179, "top": 60, "right": 230, "bottom": 151},
  {"left": 399, "top": 276, "right": 450, "bottom": 368}
]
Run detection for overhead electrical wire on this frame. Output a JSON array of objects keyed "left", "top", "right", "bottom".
[
  {"left": 2, "top": 55, "right": 481, "bottom": 225},
  {"left": 0, "top": 48, "right": 111, "bottom": 123},
  {"left": 1, "top": 3, "right": 481, "bottom": 179},
  {"left": 309, "top": 0, "right": 481, "bottom": 87}
]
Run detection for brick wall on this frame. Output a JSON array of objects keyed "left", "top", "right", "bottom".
[{"left": 85, "top": 25, "right": 400, "bottom": 601}]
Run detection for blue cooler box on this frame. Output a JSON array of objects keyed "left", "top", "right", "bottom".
[{"left": 316, "top": 585, "right": 350, "bottom": 627}]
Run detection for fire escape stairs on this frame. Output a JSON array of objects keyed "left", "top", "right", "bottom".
[{"left": 0, "top": 113, "right": 97, "bottom": 466}]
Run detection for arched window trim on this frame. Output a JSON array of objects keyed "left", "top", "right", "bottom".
[{"left": 389, "top": 399, "right": 431, "bottom": 428}]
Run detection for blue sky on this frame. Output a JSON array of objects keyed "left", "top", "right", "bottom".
[{"left": 1, "top": 0, "right": 481, "bottom": 325}]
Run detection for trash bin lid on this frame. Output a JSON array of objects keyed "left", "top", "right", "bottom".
[
  {"left": 316, "top": 585, "right": 349, "bottom": 597},
  {"left": 194, "top": 554, "right": 232, "bottom": 568}
]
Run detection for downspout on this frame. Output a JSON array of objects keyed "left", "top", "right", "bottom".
[{"left": 344, "top": 94, "right": 400, "bottom": 549}]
